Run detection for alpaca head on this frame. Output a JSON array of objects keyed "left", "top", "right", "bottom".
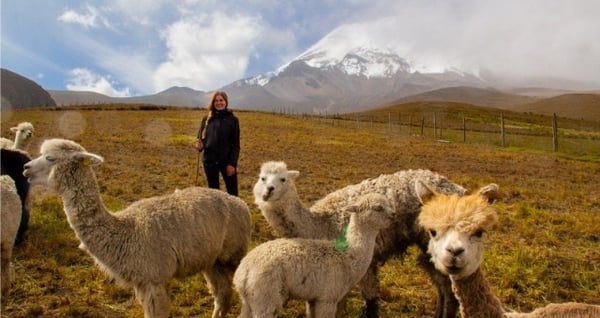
[
  {"left": 11, "top": 122, "right": 34, "bottom": 147},
  {"left": 345, "top": 193, "right": 393, "bottom": 230},
  {"left": 23, "top": 138, "right": 103, "bottom": 188},
  {"left": 417, "top": 182, "right": 499, "bottom": 280},
  {"left": 253, "top": 161, "right": 300, "bottom": 205}
]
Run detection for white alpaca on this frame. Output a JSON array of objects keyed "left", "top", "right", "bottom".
[
  {"left": 0, "top": 122, "right": 34, "bottom": 151},
  {"left": 234, "top": 193, "right": 393, "bottom": 318},
  {"left": 23, "top": 138, "right": 252, "bottom": 318},
  {"left": 0, "top": 175, "right": 22, "bottom": 303},
  {"left": 417, "top": 182, "right": 600, "bottom": 318},
  {"left": 253, "top": 161, "right": 466, "bottom": 318}
]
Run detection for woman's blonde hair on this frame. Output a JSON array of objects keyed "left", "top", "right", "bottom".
[{"left": 201, "top": 91, "right": 229, "bottom": 139}]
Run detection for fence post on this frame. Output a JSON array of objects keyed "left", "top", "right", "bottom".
[
  {"left": 500, "top": 112, "right": 506, "bottom": 147},
  {"left": 433, "top": 112, "right": 437, "bottom": 139},
  {"left": 552, "top": 113, "right": 558, "bottom": 152},
  {"left": 388, "top": 112, "right": 392, "bottom": 132},
  {"left": 420, "top": 116, "right": 425, "bottom": 137},
  {"left": 462, "top": 117, "right": 466, "bottom": 142}
]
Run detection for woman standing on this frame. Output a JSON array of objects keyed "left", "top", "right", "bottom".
[{"left": 194, "top": 91, "right": 240, "bottom": 196}]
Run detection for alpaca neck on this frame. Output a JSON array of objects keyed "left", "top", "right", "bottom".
[
  {"left": 55, "top": 163, "right": 117, "bottom": 245},
  {"left": 13, "top": 138, "right": 28, "bottom": 150},
  {"left": 451, "top": 267, "right": 506, "bottom": 318},
  {"left": 262, "top": 188, "right": 329, "bottom": 238},
  {"left": 344, "top": 217, "right": 380, "bottom": 278}
]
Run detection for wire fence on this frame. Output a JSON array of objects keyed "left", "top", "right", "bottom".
[{"left": 271, "top": 108, "right": 600, "bottom": 159}]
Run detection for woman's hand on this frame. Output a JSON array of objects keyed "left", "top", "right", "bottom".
[
  {"left": 226, "top": 165, "right": 236, "bottom": 176},
  {"left": 193, "top": 139, "right": 203, "bottom": 151}
]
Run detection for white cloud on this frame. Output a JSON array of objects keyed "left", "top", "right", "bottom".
[
  {"left": 58, "top": 5, "right": 113, "bottom": 29},
  {"left": 66, "top": 68, "right": 131, "bottom": 97},
  {"left": 153, "top": 11, "right": 264, "bottom": 91}
]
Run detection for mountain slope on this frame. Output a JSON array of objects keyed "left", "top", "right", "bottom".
[
  {"left": 393, "top": 86, "right": 539, "bottom": 109},
  {"left": 1, "top": 68, "right": 56, "bottom": 110},
  {"left": 49, "top": 86, "right": 209, "bottom": 108},
  {"left": 511, "top": 94, "right": 600, "bottom": 121}
]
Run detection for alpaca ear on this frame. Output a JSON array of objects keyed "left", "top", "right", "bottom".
[
  {"left": 415, "top": 179, "right": 437, "bottom": 205},
  {"left": 10, "top": 127, "right": 18, "bottom": 132},
  {"left": 478, "top": 183, "right": 500, "bottom": 204},
  {"left": 75, "top": 151, "right": 104, "bottom": 166},
  {"left": 288, "top": 170, "right": 300, "bottom": 179}
]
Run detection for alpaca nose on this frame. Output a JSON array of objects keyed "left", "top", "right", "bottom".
[
  {"left": 267, "top": 186, "right": 274, "bottom": 194},
  {"left": 446, "top": 246, "right": 465, "bottom": 256}
]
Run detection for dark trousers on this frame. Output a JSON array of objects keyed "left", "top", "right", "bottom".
[{"left": 203, "top": 162, "right": 238, "bottom": 196}]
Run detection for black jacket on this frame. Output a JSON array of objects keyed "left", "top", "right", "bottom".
[{"left": 197, "top": 110, "right": 240, "bottom": 167}]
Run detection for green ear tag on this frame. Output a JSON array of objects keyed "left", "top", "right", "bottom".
[{"left": 335, "top": 224, "right": 349, "bottom": 252}]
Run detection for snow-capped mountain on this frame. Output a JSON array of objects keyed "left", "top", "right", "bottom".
[{"left": 225, "top": 43, "right": 485, "bottom": 113}]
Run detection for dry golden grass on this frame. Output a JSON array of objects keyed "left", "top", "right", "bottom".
[{"left": 1, "top": 108, "right": 599, "bottom": 317}]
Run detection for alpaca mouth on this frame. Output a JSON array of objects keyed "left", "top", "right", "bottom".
[
  {"left": 445, "top": 265, "right": 462, "bottom": 275},
  {"left": 262, "top": 192, "right": 273, "bottom": 201}
]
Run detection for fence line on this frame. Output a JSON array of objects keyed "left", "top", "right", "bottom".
[{"left": 277, "top": 109, "right": 600, "bottom": 158}]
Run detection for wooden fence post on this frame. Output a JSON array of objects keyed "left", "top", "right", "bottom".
[
  {"left": 433, "top": 112, "right": 437, "bottom": 139},
  {"left": 500, "top": 112, "right": 506, "bottom": 147},
  {"left": 552, "top": 113, "right": 558, "bottom": 152},
  {"left": 462, "top": 117, "right": 466, "bottom": 142},
  {"left": 420, "top": 116, "right": 425, "bottom": 137}
]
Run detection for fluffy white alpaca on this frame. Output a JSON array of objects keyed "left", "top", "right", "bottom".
[
  {"left": 234, "top": 193, "right": 393, "bottom": 318},
  {"left": 253, "top": 161, "right": 466, "bottom": 318},
  {"left": 0, "top": 122, "right": 34, "bottom": 151},
  {"left": 417, "top": 182, "right": 600, "bottom": 318},
  {"left": 0, "top": 175, "right": 22, "bottom": 303},
  {"left": 23, "top": 138, "right": 252, "bottom": 318}
]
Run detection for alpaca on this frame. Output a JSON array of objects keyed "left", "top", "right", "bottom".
[
  {"left": 234, "top": 193, "right": 393, "bottom": 318},
  {"left": 253, "top": 161, "right": 467, "bottom": 318},
  {"left": 1, "top": 175, "right": 22, "bottom": 304},
  {"left": 1, "top": 148, "right": 31, "bottom": 244},
  {"left": 0, "top": 122, "right": 35, "bottom": 151},
  {"left": 22, "top": 138, "right": 252, "bottom": 318},
  {"left": 417, "top": 182, "right": 600, "bottom": 318}
]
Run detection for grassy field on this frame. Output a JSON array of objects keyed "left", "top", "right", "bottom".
[{"left": 1, "top": 108, "right": 599, "bottom": 317}]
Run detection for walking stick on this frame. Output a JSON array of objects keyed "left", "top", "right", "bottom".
[{"left": 194, "top": 151, "right": 201, "bottom": 186}]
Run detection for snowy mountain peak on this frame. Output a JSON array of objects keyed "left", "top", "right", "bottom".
[{"left": 297, "top": 46, "right": 411, "bottom": 77}]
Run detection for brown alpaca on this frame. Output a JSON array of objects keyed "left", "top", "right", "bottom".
[{"left": 416, "top": 182, "right": 600, "bottom": 318}]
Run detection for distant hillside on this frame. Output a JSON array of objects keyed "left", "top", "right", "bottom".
[
  {"left": 511, "top": 93, "right": 600, "bottom": 121},
  {"left": 49, "top": 86, "right": 209, "bottom": 108},
  {"left": 391, "top": 86, "right": 538, "bottom": 109},
  {"left": 1, "top": 68, "right": 56, "bottom": 110}
]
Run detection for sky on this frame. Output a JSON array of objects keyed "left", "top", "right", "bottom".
[{"left": 2, "top": 0, "right": 600, "bottom": 97}]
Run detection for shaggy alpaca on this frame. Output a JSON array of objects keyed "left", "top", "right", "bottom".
[
  {"left": 1, "top": 175, "right": 22, "bottom": 303},
  {"left": 253, "top": 161, "right": 467, "bottom": 318},
  {"left": 417, "top": 182, "right": 600, "bottom": 318},
  {"left": 1, "top": 148, "right": 31, "bottom": 244},
  {"left": 234, "top": 193, "right": 393, "bottom": 318},
  {"left": 0, "top": 122, "right": 35, "bottom": 151},
  {"left": 23, "top": 138, "right": 252, "bottom": 318}
]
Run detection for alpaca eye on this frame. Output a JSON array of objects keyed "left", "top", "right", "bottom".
[
  {"left": 473, "top": 229, "right": 484, "bottom": 238},
  {"left": 429, "top": 229, "right": 437, "bottom": 237},
  {"left": 46, "top": 156, "right": 56, "bottom": 162},
  {"left": 280, "top": 178, "right": 286, "bottom": 183},
  {"left": 260, "top": 177, "right": 266, "bottom": 182}
]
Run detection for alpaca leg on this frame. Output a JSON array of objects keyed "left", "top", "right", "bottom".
[
  {"left": 203, "top": 267, "right": 234, "bottom": 318},
  {"left": 306, "top": 300, "right": 316, "bottom": 318},
  {"left": 134, "top": 284, "right": 170, "bottom": 318},
  {"left": 358, "top": 265, "right": 380, "bottom": 318},
  {"left": 418, "top": 251, "right": 458, "bottom": 318},
  {"left": 237, "top": 294, "right": 253, "bottom": 318},
  {"left": 335, "top": 295, "right": 348, "bottom": 318},
  {"left": 1, "top": 243, "right": 13, "bottom": 303},
  {"left": 314, "top": 301, "right": 338, "bottom": 318}
]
